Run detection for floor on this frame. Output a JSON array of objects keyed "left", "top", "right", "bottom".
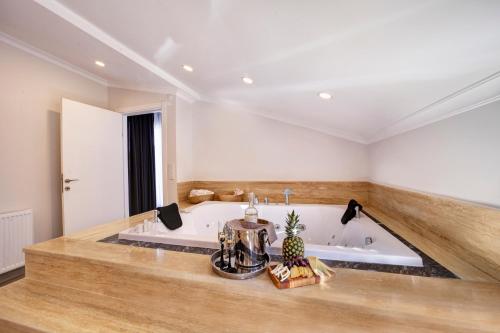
[{"left": 0, "top": 267, "right": 25, "bottom": 287}]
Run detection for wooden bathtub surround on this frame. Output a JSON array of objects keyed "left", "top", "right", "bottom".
[
  {"left": 177, "top": 180, "right": 370, "bottom": 206},
  {"left": 0, "top": 184, "right": 498, "bottom": 331},
  {"left": 366, "top": 183, "right": 500, "bottom": 282},
  {"left": 178, "top": 180, "right": 500, "bottom": 282},
  {"left": 1, "top": 233, "right": 500, "bottom": 332}
]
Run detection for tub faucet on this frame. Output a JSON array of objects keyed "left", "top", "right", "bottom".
[
  {"left": 264, "top": 197, "right": 269, "bottom": 205},
  {"left": 283, "top": 188, "right": 293, "bottom": 205}
]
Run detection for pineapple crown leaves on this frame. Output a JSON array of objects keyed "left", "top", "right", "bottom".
[{"left": 285, "top": 210, "right": 301, "bottom": 237}]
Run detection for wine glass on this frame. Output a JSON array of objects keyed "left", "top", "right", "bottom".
[
  {"left": 225, "top": 229, "right": 237, "bottom": 273},
  {"left": 215, "top": 221, "right": 226, "bottom": 268},
  {"left": 218, "top": 221, "right": 226, "bottom": 242}
]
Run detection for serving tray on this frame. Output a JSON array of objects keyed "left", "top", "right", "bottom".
[
  {"left": 268, "top": 264, "right": 322, "bottom": 289},
  {"left": 210, "top": 250, "right": 270, "bottom": 280}
]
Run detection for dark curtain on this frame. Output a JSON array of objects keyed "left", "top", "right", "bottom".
[{"left": 127, "top": 113, "right": 156, "bottom": 215}]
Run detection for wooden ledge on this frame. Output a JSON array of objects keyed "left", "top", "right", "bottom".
[
  {"left": 11, "top": 236, "right": 500, "bottom": 332},
  {"left": 1, "top": 275, "right": 498, "bottom": 333},
  {"left": 60, "top": 211, "right": 152, "bottom": 242},
  {"left": 364, "top": 206, "right": 499, "bottom": 282}
]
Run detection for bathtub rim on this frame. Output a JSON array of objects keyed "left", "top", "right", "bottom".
[{"left": 121, "top": 201, "right": 424, "bottom": 267}]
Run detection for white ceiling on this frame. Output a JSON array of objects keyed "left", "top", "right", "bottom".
[
  {"left": 0, "top": 0, "right": 176, "bottom": 93},
  {"left": 2, "top": 0, "right": 500, "bottom": 143}
]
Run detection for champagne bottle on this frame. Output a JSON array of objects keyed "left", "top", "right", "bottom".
[{"left": 244, "top": 192, "right": 258, "bottom": 223}]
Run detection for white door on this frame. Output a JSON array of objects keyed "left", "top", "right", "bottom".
[{"left": 61, "top": 98, "right": 125, "bottom": 235}]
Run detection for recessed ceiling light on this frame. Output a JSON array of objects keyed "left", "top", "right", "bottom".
[
  {"left": 318, "top": 92, "right": 332, "bottom": 100},
  {"left": 242, "top": 76, "right": 253, "bottom": 84},
  {"left": 183, "top": 64, "right": 194, "bottom": 72},
  {"left": 95, "top": 60, "right": 105, "bottom": 67}
]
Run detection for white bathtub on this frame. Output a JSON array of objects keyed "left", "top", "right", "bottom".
[{"left": 119, "top": 201, "right": 423, "bottom": 267}]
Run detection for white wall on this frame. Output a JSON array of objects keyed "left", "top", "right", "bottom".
[
  {"left": 176, "top": 98, "right": 194, "bottom": 182},
  {"left": 369, "top": 100, "right": 500, "bottom": 207},
  {"left": 0, "top": 41, "right": 108, "bottom": 242},
  {"left": 108, "top": 87, "right": 167, "bottom": 111},
  {"left": 189, "top": 102, "right": 369, "bottom": 181}
]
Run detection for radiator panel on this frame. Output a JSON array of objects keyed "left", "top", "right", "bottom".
[{"left": 0, "top": 209, "right": 34, "bottom": 274}]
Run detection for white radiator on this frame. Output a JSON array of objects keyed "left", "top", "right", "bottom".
[{"left": 0, "top": 209, "right": 34, "bottom": 274}]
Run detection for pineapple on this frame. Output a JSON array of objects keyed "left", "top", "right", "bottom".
[{"left": 282, "top": 210, "right": 305, "bottom": 261}]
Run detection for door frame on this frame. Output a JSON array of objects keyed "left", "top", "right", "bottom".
[{"left": 119, "top": 103, "right": 167, "bottom": 217}]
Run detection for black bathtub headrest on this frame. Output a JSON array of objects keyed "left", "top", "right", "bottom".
[
  {"left": 157, "top": 203, "right": 183, "bottom": 230},
  {"left": 341, "top": 199, "right": 363, "bottom": 225}
]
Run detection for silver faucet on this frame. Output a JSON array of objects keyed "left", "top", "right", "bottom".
[
  {"left": 283, "top": 188, "right": 293, "bottom": 205},
  {"left": 253, "top": 195, "right": 259, "bottom": 205},
  {"left": 264, "top": 197, "right": 269, "bottom": 205},
  {"left": 355, "top": 206, "right": 361, "bottom": 219}
]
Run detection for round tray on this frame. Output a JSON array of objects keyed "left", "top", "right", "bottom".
[{"left": 210, "top": 250, "right": 270, "bottom": 280}]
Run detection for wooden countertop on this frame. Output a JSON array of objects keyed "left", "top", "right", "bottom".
[{"left": 0, "top": 213, "right": 500, "bottom": 332}]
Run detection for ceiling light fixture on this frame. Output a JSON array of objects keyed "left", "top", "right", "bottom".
[
  {"left": 242, "top": 76, "right": 253, "bottom": 84},
  {"left": 318, "top": 92, "right": 332, "bottom": 100},
  {"left": 95, "top": 60, "right": 105, "bottom": 67},
  {"left": 183, "top": 64, "right": 194, "bottom": 72}
]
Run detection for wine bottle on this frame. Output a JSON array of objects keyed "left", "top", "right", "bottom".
[{"left": 244, "top": 192, "right": 258, "bottom": 223}]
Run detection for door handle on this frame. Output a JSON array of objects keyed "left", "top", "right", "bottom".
[{"left": 64, "top": 178, "right": 80, "bottom": 183}]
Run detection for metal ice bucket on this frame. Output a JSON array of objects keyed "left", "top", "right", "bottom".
[{"left": 225, "top": 219, "right": 271, "bottom": 268}]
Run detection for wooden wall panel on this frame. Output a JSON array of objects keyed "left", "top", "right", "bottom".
[
  {"left": 177, "top": 180, "right": 369, "bottom": 206},
  {"left": 177, "top": 181, "right": 195, "bottom": 202},
  {"left": 367, "top": 183, "right": 500, "bottom": 282}
]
